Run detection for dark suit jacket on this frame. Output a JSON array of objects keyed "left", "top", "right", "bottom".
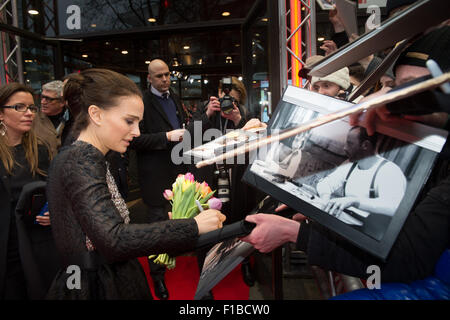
[{"left": 130, "top": 88, "right": 188, "bottom": 208}]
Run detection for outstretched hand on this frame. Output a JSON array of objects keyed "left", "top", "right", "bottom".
[
  {"left": 241, "top": 214, "right": 300, "bottom": 253},
  {"left": 348, "top": 87, "right": 399, "bottom": 136}
]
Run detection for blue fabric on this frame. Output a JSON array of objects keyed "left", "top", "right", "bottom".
[
  {"left": 156, "top": 95, "right": 180, "bottom": 129},
  {"left": 331, "top": 249, "right": 450, "bottom": 300}
]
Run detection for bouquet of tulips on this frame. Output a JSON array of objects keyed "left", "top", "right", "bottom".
[{"left": 149, "top": 172, "right": 222, "bottom": 269}]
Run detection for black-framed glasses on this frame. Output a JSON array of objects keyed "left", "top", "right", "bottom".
[
  {"left": 1, "top": 104, "right": 39, "bottom": 113},
  {"left": 41, "top": 94, "right": 61, "bottom": 102}
]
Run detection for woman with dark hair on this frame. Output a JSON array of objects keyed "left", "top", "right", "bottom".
[
  {"left": 46, "top": 68, "right": 225, "bottom": 300},
  {"left": 0, "top": 83, "right": 52, "bottom": 299}
]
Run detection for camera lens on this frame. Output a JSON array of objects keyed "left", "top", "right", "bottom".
[{"left": 220, "top": 95, "right": 234, "bottom": 114}]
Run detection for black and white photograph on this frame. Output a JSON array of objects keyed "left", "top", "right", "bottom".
[
  {"left": 244, "top": 86, "right": 447, "bottom": 259},
  {"left": 195, "top": 239, "right": 254, "bottom": 300}
]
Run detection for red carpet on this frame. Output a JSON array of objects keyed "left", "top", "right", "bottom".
[{"left": 138, "top": 255, "right": 250, "bottom": 300}]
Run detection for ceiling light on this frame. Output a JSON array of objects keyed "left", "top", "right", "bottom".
[
  {"left": 318, "top": 37, "right": 325, "bottom": 42},
  {"left": 24, "top": 59, "right": 33, "bottom": 63},
  {"left": 148, "top": 18, "right": 156, "bottom": 22},
  {"left": 82, "top": 54, "right": 88, "bottom": 58},
  {"left": 235, "top": 44, "right": 240, "bottom": 47},
  {"left": 121, "top": 50, "right": 128, "bottom": 54},
  {"left": 145, "top": 60, "right": 151, "bottom": 64},
  {"left": 105, "top": 41, "right": 110, "bottom": 45},
  {"left": 91, "top": 24, "right": 97, "bottom": 28},
  {"left": 261, "top": 18, "right": 268, "bottom": 22},
  {"left": 222, "top": 12, "right": 230, "bottom": 17},
  {"left": 183, "top": 45, "right": 190, "bottom": 50},
  {"left": 238, "top": 76, "right": 243, "bottom": 81},
  {"left": 28, "top": 9, "right": 39, "bottom": 15},
  {"left": 204, "top": 79, "right": 208, "bottom": 84}
]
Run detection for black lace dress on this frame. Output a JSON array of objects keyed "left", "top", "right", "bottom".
[{"left": 46, "top": 141, "right": 199, "bottom": 299}]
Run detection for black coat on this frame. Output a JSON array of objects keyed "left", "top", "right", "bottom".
[
  {"left": 0, "top": 144, "right": 58, "bottom": 299},
  {"left": 130, "top": 89, "right": 188, "bottom": 208},
  {"left": 45, "top": 141, "right": 199, "bottom": 299}
]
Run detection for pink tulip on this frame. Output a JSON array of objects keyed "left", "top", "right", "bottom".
[
  {"left": 207, "top": 197, "right": 222, "bottom": 210},
  {"left": 163, "top": 189, "right": 173, "bottom": 201},
  {"left": 185, "top": 172, "right": 195, "bottom": 182}
]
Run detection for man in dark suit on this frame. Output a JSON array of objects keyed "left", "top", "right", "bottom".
[{"left": 130, "top": 59, "right": 187, "bottom": 300}]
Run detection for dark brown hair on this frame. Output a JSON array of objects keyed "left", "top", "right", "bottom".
[
  {"left": 63, "top": 68, "right": 143, "bottom": 133},
  {"left": 0, "top": 83, "right": 47, "bottom": 175}
]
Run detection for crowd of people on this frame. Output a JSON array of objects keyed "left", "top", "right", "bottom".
[{"left": 0, "top": 0, "right": 449, "bottom": 300}]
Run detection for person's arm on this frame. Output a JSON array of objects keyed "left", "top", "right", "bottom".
[
  {"left": 327, "top": 163, "right": 407, "bottom": 216},
  {"left": 130, "top": 117, "right": 170, "bottom": 151},
  {"left": 316, "top": 163, "right": 352, "bottom": 201},
  {"left": 61, "top": 154, "right": 222, "bottom": 262},
  {"left": 242, "top": 214, "right": 301, "bottom": 253}
]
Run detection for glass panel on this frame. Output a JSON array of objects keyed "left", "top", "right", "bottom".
[
  {"left": 180, "top": 75, "right": 202, "bottom": 98},
  {"left": 242, "top": 2, "right": 270, "bottom": 120},
  {"left": 21, "top": 39, "right": 56, "bottom": 92},
  {"left": 54, "top": 0, "right": 257, "bottom": 36}
]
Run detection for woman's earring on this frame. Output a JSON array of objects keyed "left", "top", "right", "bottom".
[{"left": 0, "top": 121, "right": 6, "bottom": 136}]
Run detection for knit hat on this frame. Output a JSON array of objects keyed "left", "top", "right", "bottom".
[
  {"left": 394, "top": 26, "right": 450, "bottom": 72},
  {"left": 299, "top": 55, "right": 325, "bottom": 78},
  {"left": 311, "top": 67, "right": 351, "bottom": 90}
]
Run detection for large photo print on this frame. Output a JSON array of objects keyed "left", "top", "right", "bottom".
[{"left": 243, "top": 86, "right": 447, "bottom": 259}]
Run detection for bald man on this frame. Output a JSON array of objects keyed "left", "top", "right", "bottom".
[{"left": 130, "top": 59, "right": 189, "bottom": 300}]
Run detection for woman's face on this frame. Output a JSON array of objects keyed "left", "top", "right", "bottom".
[
  {"left": 96, "top": 95, "right": 143, "bottom": 154},
  {"left": 0, "top": 91, "right": 36, "bottom": 137},
  {"left": 218, "top": 88, "right": 241, "bottom": 104}
]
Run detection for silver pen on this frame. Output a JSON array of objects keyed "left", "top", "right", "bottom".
[{"left": 195, "top": 200, "right": 204, "bottom": 212}]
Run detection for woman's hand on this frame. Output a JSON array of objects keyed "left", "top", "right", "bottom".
[
  {"left": 36, "top": 211, "right": 51, "bottom": 226},
  {"left": 242, "top": 118, "right": 267, "bottom": 131},
  {"left": 205, "top": 96, "right": 221, "bottom": 118},
  {"left": 221, "top": 103, "right": 242, "bottom": 126},
  {"left": 194, "top": 209, "right": 226, "bottom": 235}
]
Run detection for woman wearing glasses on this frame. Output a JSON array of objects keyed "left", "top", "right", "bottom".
[{"left": 0, "top": 83, "right": 53, "bottom": 299}]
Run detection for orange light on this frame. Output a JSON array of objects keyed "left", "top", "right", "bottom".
[{"left": 290, "top": 0, "right": 302, "bottom": 87}]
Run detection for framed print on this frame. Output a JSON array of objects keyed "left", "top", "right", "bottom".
[
  {"left": 242, "top": 85, "right": 448, "bottom": 260},
  {"left": 194, "top": 239, "right": 254, "bottom": 300}
]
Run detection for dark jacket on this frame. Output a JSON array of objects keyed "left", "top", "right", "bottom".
[
  {"left": 46, "top": 141, "right": 199, "bottom": 299},
  {"left": 0, "top": 144, "right": 54, "bottom": 299},
  {"left": 130, "top": 88, "right": 188, "bottom": 208}
]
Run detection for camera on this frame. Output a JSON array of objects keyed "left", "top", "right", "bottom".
[{"left": 219, "top": 77, "right": 236, "bottom": 114}]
